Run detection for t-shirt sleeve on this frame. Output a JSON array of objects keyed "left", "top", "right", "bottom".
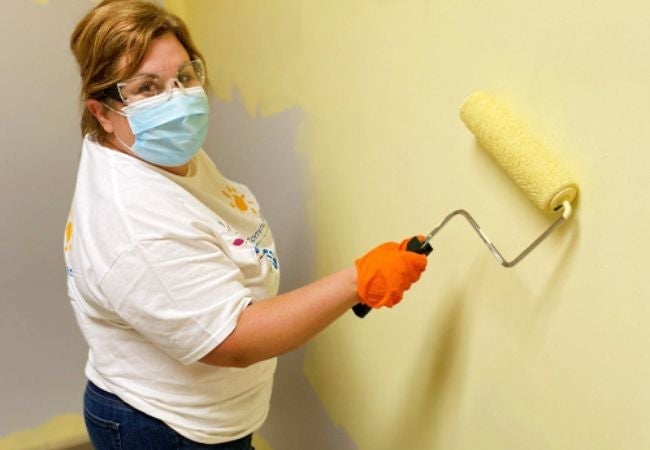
[{"left": 98, "top": 237, "right": 253, "bottom": 365}]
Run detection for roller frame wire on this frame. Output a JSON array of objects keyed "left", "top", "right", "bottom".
[
  {"left": 352, "top": 201, "right": 572, "bottom": 317},
  {"left": 420, "top": 200, "right": 572, "bottom": 268}
]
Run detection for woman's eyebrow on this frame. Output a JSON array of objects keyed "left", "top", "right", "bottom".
[
  {"left": 130, "top": 72, "right": 160, "bottom": 79},
  {"left": 132, "top": 61, "right": 192, "bottom": 78}
]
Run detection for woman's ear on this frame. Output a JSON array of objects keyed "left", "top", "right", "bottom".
[{"left": 86, "top": 99, "right": 115, "bottom": 134}]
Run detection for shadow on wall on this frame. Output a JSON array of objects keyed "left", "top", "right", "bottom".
[
  {"left": 204, "top": 93, "right": 358, "bottom": 450},
  {"left": 372, "top": 288, "right": 472, "bottom": 450}
]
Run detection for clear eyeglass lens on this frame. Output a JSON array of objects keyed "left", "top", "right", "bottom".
[{"left": 118, "top": 59, "right": 205, "bottom": 104}]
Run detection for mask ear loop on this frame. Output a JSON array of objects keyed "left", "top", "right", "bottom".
[
  {"left": 102, "top": 102, "right": 136, "bottom": 153},
  {"left": 102, "top": 101, "right": 127, "bottom": 117}
]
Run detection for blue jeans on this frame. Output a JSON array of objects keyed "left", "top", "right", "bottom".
[{"left": 84, "top": 381, "right": 255, "bottom": 450}]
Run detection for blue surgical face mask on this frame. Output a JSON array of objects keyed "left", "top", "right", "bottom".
[{"left": 108, "top": 86, "right": 209, "bottom": 167}]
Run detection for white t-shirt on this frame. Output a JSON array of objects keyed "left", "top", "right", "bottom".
[{"left": 64, "top": 136, "right": 280, "bottom": 444}]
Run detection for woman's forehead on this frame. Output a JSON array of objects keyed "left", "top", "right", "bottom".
[{"left": 133, "top": 33, "right": 190, "bottom": 77}]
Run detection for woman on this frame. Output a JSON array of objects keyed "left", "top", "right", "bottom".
[{"left": 65, "top": 1, "right": 427, "bottom": 448}]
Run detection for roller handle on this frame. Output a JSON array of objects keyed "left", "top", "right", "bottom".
[{"left": 352, "top": 236, "right": 433, "bottom": 318}]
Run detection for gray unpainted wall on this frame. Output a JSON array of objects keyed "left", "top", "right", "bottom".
[
  {"left": 0, "top": 2, "right": 355, "bottom": 449},
  {"left": 206, "top": 99, "right": 357, "bottom": 450}
]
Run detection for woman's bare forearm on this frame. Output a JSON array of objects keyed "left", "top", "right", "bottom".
[{"left": 199, "top": 267, "right": 359, "bottom": 368}]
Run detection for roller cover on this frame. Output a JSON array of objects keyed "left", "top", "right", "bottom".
[{"left": 460, "top": 91, "right": 578, "bottom": 213}]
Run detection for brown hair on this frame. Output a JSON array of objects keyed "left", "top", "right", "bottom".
[{"left": 70, "top": 0, "right": 207, "bottom": 142}]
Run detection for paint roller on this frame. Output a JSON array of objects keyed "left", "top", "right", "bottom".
[{"left": 353, "top": 90, "right": 579, "bottom": 318}]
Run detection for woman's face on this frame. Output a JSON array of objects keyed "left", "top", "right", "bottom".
[{"left": 88, "top": 33, "right": 193, "bottom": 167}]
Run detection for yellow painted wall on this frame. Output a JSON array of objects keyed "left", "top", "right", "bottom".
[{"left": 170, "top": 1, "right": 650, "bottom": 449}]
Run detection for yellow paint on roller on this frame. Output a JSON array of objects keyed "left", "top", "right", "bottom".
[
  {"left": 0, "top": 414, "right": 89, "bottom": 450},
  {"left": 460, "top": 91, "right": 578, "bottom": 213}
]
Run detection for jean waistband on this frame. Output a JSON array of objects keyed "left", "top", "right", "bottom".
[{"left": 86, "top": 380, "right": 126, "bottom": 403}]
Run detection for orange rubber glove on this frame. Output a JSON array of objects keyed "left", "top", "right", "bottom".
[{"left": 354, "top": 237, "right": 428, "bottom": 309}]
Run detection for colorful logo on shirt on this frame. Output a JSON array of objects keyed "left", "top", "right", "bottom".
[
  {"left": 64, "top": 218, "right": 73, "bottom": 252},
  {"left": 255, "top": 247, "right": 279, "bottom": 270},
  {"left": 64, "top": 213, "right": 74, "bottom": 277},
  {"left": 221, "top": 185, "right": 258, "bottom": 216}
]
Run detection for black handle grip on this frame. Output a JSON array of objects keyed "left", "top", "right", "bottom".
[{"left": 353, "top": 236, "right": 433, "bottom": 318}]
